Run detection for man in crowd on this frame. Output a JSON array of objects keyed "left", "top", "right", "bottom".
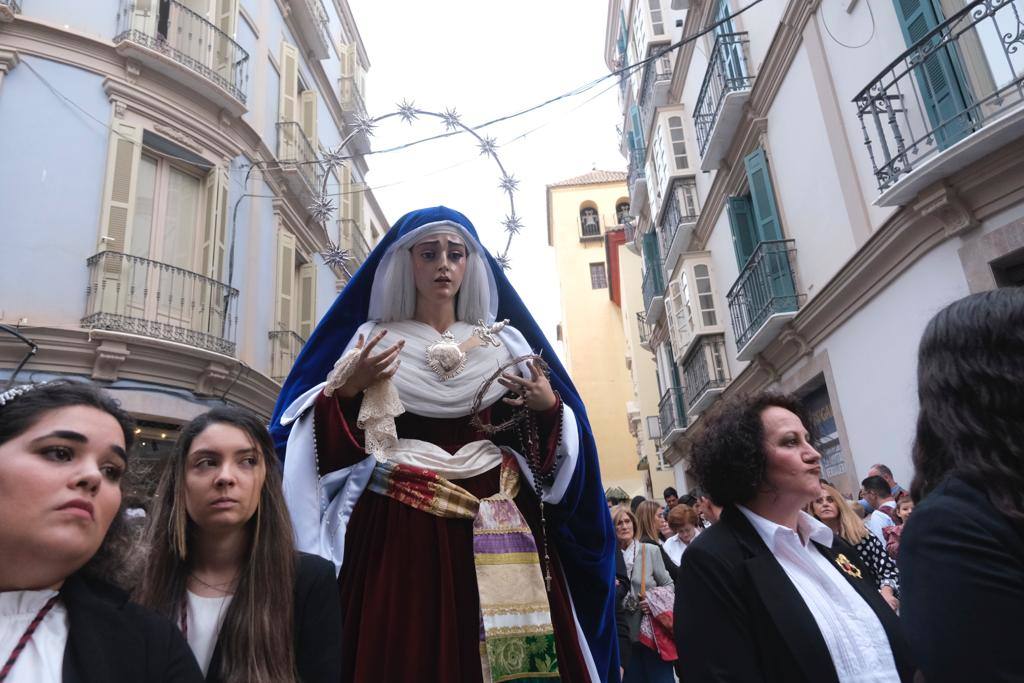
[
  {"left": 862, "top": 475, "right": 898, "bottom": 543},
  {"left": 868, "top": 463, "right": 907, "bottom": 500},
  {"left": 693, "top": 488, "right": 721, "bottom": 527},
  {"left": 663, "top": 487, "right": 679, "bottom": 516}
]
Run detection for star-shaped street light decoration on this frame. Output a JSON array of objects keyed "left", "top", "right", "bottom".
[
  {"left": 309, "top": 195, "right": 335, "bottom": 224},
  {"left": 322, "top": 145, "right": 347, "bottom": 168},
  {"left": 502, "top": 214, "right": 524, "bottom": 235},
  {"left": 441, "top": 108, "right": 461, "bottom": 131},
  {"left": 397, "top": 99, "right": 418, "bottom": 124},
  {"left": 477, "top": 136, "right": 498, "bottom": 157},
  {"left": 320, "top": 245, "right": 353, "bottom": 275},
  {"left": 353, "top": 114, "right": 377, "bottom": 138},
  {"left": 498, "top": 173, "right": 519, "bottom": 194},
  {"left": 494, "top": 253, "right": 512, "bottom": 271}
]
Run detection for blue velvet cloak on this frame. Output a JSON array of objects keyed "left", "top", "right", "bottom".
[{"left": 269, "top": 206, "right": 620, "bottom": 681}]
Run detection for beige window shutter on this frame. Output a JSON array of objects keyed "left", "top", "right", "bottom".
[
  {"left": 280, "top": 41, "right": 299, "bottom": 123},
  {"left": 300, "top": 89, "right": 318, "bottom": 148},
  {"left": 276, "top": 229, "right": 297, "bottom": 331},
  {"left": 98, "top": 121, "right": 144, "bottom": 275},
  {"left": 201, "top": 167, "right": 228, "bottom": 281},
  {"left": 339, "top": 162, "right": 353, "bottom": 223},
  {"left": 297, "top": 262, "right": 316, "bottom": 339}
]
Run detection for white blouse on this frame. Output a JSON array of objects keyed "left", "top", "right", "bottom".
[
  {"left": 185, "top": 591, "right": 232, "bottom": 676},
  {"left": 0, "top": 590, "right": 68, "bottom": 683}
]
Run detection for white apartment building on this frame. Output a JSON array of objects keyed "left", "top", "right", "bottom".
[
  {"left": 0, "top": 0, "right": 388, "bottom": 457},
  {"left": 607, "top": 0, "right": 1024, "bottom": 494}
]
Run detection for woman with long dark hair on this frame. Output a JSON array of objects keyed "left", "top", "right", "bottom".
[
  {"left": 0, "top": 381, "right": 201, "bottom": 682},
  {"left": 136, "top": 407, "right": 341, "bottom": 683},
  {"left": 900, "top": 287, "right": 1024, "bottom": 681}
]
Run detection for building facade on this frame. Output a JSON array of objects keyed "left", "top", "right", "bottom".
[
  {"left": 547, "top": 170, "right": 673, "bottom": 497},
  {"left": 607, "top": 0, "right": 1024, "bottom": 494},
  {"left": 0, "top": 0, "right": 387, "bottom": 457}
]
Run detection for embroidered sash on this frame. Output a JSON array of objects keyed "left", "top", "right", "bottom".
[{"left": 367, "top": 453, "right": 559, "bottom": 681}]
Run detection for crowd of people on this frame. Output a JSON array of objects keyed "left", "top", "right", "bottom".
[
  {"left": 608, "top": 285, "right": 1024, "bottom": 683},
  {"left": 0, "top": 203, "right": 1021, "bottom": 683}
]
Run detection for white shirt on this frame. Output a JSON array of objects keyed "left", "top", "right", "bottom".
[
  {"left": 737, "top": 506, "right": 900, "bottom": 683},
  {"left": 866, "top": 502, "right": 897, "bottom": 544},
  {"left": 185, "top": 591, "right": 233, "bottom": 675},
  {"left": 663, "top": 533, "right": 695, "bottom": 566},
  {"left": 0, "top": 590, "right": 68, "bottom": 683},
  {"left": 621, "top": 540, "right": 639, "bottom": 574}
]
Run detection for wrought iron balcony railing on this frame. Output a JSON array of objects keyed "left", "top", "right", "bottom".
[
  {"left": 642, "top": 260, "right": 666, "bottom": 314},
  {"left": 115, "top": 0, "right": 249, "bottom": 104},
  {"left": 580, "top": 215, "right": 602, "bottom": 239},
  {"left": 694, "top": 32, "right": 753, "bottom": 158},
  {"left": 276, "top": 121, "right": 320, "bottom": 192},
  {"left": 853, "top": 0, "right": 1024, "bottom": 192},
  {"left": 627, "top": 146, "right": 646, "bottom": 193},
  {"left": 683, "top": 334, "right": 731, "bottom": 412},
  {"left": 82, "top": 251, "right": 239, "bottom": 356},
  {"left": 638, "top": 50, "right": 673, "bottom": 127},
  {"left": 726, "top": 239, "right": 798, "bottom": 351},
  {"left": 658, "top": 177, "right": 699, "bottom": 259},
  {"left": 269, "top": 329, "right": 306, "bottom": 382},
  {"left": 658, "top": 386, "right": 687, "bottom": 439},
  {"left": 637, "top": 312, "right": 651, "bottom": 347}
]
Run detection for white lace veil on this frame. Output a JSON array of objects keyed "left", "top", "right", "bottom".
[{"left": 366, "top": 220, "right": 499, "bottom": 323}]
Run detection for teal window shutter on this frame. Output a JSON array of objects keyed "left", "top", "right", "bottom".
[
  {"left": 726, "top": 195, "right": 758, "bottom": 269},
  {"left": 618, "top": 10, "right": 628, "bottom": 56},
  {"left": 890, "top": 0, "right": 973, "bottom": 148},
  {"left": 642, "top": 230, "right": 664, "bottom": 291},
  {"left": 630, "top": 105, "right": 645, "bottom": 151},
  {"left": 743, "top": 148, "right": 784, "bottom": 243}
]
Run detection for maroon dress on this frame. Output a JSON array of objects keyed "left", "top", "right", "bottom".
[{"left": 313, "top": 393, "right": 592, "bottom": 682}]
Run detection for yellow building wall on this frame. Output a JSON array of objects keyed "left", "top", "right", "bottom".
[
  {"left": 548, "top": 181, "right": 642, "bottom": 495},
  {"left": 617, "top": 242, "right": 676, "bottom": 500}
]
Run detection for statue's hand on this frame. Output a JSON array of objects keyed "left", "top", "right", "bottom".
[
  {"left": 498, "top": 359, "right": 557, "bottom": 411},
  {"left": 335, "top": 330, "right": 404, "bottom": 399}
]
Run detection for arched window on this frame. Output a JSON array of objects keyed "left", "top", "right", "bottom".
[
  {"left": 616, "top": 201, "right": 631, "bottom": 225},
  {"left": 579, "top": 204, "right": 600, "bottom": 237}
]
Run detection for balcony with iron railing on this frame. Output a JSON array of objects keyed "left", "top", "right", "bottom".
[
  {"left": 658, "top": 177, "right": 700, "bottom": 275},
  {"left": 82, "top": 251, "right": 239, "bottom": 356},
  {"left": 291, "top": 0, "right": 330, "bottom": 60},
  {"left": 114, "top": 0, "right": 249, "bottom": 115},
  {"left": 637, "top": 312, "right": 652, "bottom": 351},
  {"left": 638, "top": 46, "right": 674, "bottom": 132},
  {"left": 683, "top": 334, "right": 731, "bottom": 416},
  {"left": 627, "top": 145, "right": 648, "bottom": 207},
  {"left": 727, "top": 239, "right": 799, "bottom": 361},
  {"left": 642, "top": 259, "right": 666, "bottom": 323},
  {"left": 0, "top": 0, "right": 21, "bottom": 22},
  {"left": 276, "top": 121, "right": 321, "bottom": 200},
  {"left": 658, "top": 386, "right": 687, "bottom": 448},
  {"left": 269, "top": 329, "right": 306, "bottom": 382},
  {"left": 854, "top": 0, "right": 1024, "bottom": 206},
  {"left": 694, "top": 32, "right": 753, "bottom": 171},
  {"left": 580, "top": 214, "right": 603, "bottom": 241}
]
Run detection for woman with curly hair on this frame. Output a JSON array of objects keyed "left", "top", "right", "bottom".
[
  {"left": 807, "top": 483, "right": 900, "bottom": 610},
  {"left": 672, "top": 392, "right": 915, "bottom": 682},
  {"left": 0, "top": 381, "right": 201, "bottom": 682},
  {"left": 900, "top": 287, "right": 1024, "bottom": 682}
]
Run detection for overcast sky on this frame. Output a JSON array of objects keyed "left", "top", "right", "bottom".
[{"left": 349, "top": 0, "right": 626, "bottom": 343}]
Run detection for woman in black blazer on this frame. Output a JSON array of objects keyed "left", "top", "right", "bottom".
[
  {"left": 900, "top": 288, "right": 1024, "bottom": 682},
  {"left": 673, "top": 393, "right": 916, "bottom": 682},
  {"left": 136, "top": 407, "right": 341, "bottom": 683},
  {"left": 0, "top": 381, "right": 201, "bottom": 682}
]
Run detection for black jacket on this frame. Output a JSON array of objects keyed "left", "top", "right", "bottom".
[
  {"left": 673, "top": 506, "right": 915, "bottom": 682},
  {"left": 60, "top": 573, "right": 202, "bottom": 683},
  {"left": 900, "top": 474, "right": 1024, "bottom": 682},
  {"left": 205, "top": 552, "right": 341, "bottom": 683}
]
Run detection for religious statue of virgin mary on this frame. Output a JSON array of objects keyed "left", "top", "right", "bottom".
[{"left": 271, "top": 206, "right": 618, "bottom": 682}]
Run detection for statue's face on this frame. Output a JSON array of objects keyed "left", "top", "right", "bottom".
[{"left": 410, "top": 234, "right": 468, "bottom": 307}]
